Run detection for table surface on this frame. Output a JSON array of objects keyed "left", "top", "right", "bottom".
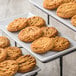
[{"left": 0, "top": 0, "right": 76, "bottom": 76}]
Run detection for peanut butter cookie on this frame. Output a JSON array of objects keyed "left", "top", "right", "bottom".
[
  {"left": 31, "top": 37, "right": 54, "bottom": 54},
  {"left": 27, "top": 16, "right": 46, "bottom": 27},
  {"left": 43, "top": 0, "right": 63, "bottom": 10},
  {"left": 52, "top": 36, "right": 70, "bottom": 51},
  {"left": 0, "top": 48, "right": 7, "bottom": 62},
  {"left": 7, "top": 18, "right": 27, "bottom": 32},
  {"left": 0, "top": 36, "right": 10, "bottom": 48},
  {"left": 71, "top": 15, "right": 76, "bottom": 27},
  {"left": 57, "top": 2, "right": 76, "bottom": 18},
  {"left": 18, "top": 26, "right": 42, "bottom": 42},
  {"left": 41, "top": 27, "right": 58, "bottom": 37},
  {"left": 0, "top": 60, "right": 18, "bottom": 76},
  {"left": 16, "top": 55, "right": 36, "bottom": 73},
  {"left": 63, "top": 0, "right": 76, "bottom": 3},
  {"left": 5, "top": 47, "right": 22, "bottom": 60}
]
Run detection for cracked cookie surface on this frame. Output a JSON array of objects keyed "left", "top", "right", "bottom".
[
  {"left": 5, "top": 47, "right": 22, "bottom": 60},
  {"left": 0, "top": 60, "right": 18, "bottom": 76},
  {"left": 31, "top": 37, "right": 54, "bottom": 54},
  {"left": 27, "top": 16, "right": 46, "bottom": 27},
  {"left": 43, "top": 0, "right": 63, "bottom": 10},
  {"left": 57, "top": 2, "right": 76, "bottom": 18},
  {"left": 16, "top": 55, "right": 36, "bottom": 73},
  {"left": 7, "top": 18, "right": 27, "bottom": 32},
  {"left": 41, "top": 27, "right": 58, "bottom": 37},
  {"left": 52, "top": 36, "right": 70, "bottom": 51},
  {"left": 18, "top": 26, "right": 43, "bottom": 42}
]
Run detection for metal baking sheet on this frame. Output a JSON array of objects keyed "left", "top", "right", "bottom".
[
  {"left": 0, "top": 12, "right": 76, "bottom": 63},
  {"left": 15, "top": 66, "right": 40, "bottom": 76},
  {"left": 29, "top": 0, "right": 76, "bottom": 32}
]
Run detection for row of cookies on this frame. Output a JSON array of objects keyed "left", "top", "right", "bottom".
[
  {"left": 43, "top": 0, "right": 76, "bottom": 10},
  {"left": 18, "top": 25, "right": 70, "bottom": 53},
  {"left": 7, "top": 16, "right": 70, "bottom": 54},
  {"left": 0, "top": 36, "right": 36, "bottom": 76},
  {"left": 7, "top": 16, "right": 46, "bottom": 32},
  {"left": 17, "top": 17, "right": 70, "bottom": 53},
  {"left": 43, "top": 0, "right": 76, "bottom": 27}
]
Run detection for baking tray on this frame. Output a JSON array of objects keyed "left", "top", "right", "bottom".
[
  {"left": 0, "top": 12, "right": 76, "bottom": 63},
  {"left": 15, "top": 66, "right": 40, "bottom": 76},
  {"left": 29, "top": 0, "right": 76, "bottom": 32}
]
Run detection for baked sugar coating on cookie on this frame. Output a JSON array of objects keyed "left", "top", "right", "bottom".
[
  {"left": 16, "top": 55, "right": 36, "bottom": 73},
  {"left": 57, "top": 2, "right": 76, "bottom": 18},
  {"left": 43, "top": 0, "right": 63, "bottom": 10},
  {"left": 71, "top": 15, "right": 76, "bottom": 27},
  {"left": 7, "top": 18, "right": 27, "bottom": 32},
  {"left": 0, "top": 36, "right": 10, "bottom": 48},
  {"left": 27, "top": 16, "right": 46, "bottom": 27},
  {"left": 6, "top": 47, "right": 22, "bottom": 60},
  {"left": 31, "top": 37, "right": 54, "bottom": 54},
  {"left": 41, "top": 27, "right": 58, "bottom": 37},
  {"left": 0, "top": 60, "right": 18, "bottom": 76},
  {"left": 52, "top": 36, "right": 70, "bottom": 51},
  {"left": 18, "top": 26, "right": 42, "bottom": 42},
  {"left": 0, "top": 48, "right": 7, "bottom": 62}
]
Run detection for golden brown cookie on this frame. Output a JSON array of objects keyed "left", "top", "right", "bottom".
[
  {"left": 31, "top": 37, "right": 54, "bottom": 54},
  {"left": 63, "top": 0, "right": 76, "bottom": 3},
  {"left": 27, "top": 16, "right": 46, "bottom": 27},
  {"left": 0, "top": 60, "right": 18, "bottom": 76},
  {"left": 43, "top": 0, "right": 63, "bottom": 10},
  {"left": 18, "top": 26, "right": 43, "bottom": 42},
  {"left": 7, "top": 18, "right": 27, "bottom": 32},
  {"left": 41, "top": 27, "right": 58, "bottom": 37},
  {"left": 16, "top": 55, "right": 36, "bottom": 73},
  {"left": 0, "top": 48, "right": 7, "bottom": 62},
  {"left": 5, "top": 47, "right": 22, "bottom": 60},
  {"left": 71, "top": 15, "right": 76, "bottom": 27},
  {"left": 0, "top": 36, "right": 10, "bottom": 48},
  {"left": 57, "top": 2, "right": 76, "bottom": 18},
  {"left": 52, "top": 36, "right": 70, "bottom": 51}
]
